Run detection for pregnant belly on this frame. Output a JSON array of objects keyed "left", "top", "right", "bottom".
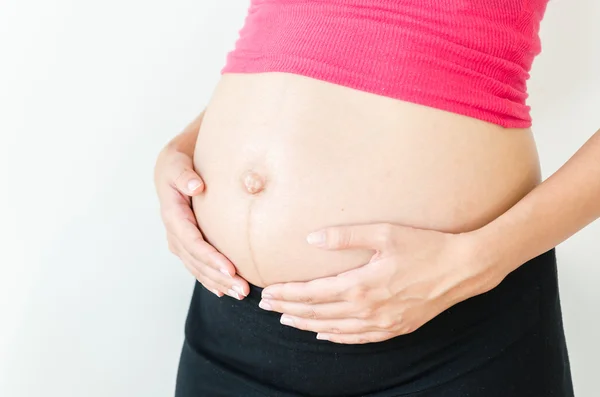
[{"left": 192, "top": 73, "right": 541, "bottom": 287}]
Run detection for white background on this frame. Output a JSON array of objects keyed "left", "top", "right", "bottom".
[{"left": 0, "top": 0, "right": 598, "bottom": 396}]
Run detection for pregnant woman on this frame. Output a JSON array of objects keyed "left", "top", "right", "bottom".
[{"left": 154, "top": 1, "right": 597, "bottom": 396}]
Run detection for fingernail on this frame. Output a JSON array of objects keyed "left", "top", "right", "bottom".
[
  {"left": 211, "top": 289, "right": 222, "bottom": 297},
  {"left": 307, "top": 231, "right": 326, "bottom": 246},
  {"left": 227, "top": 289, "right": 241, "bottom": 300},
  {"left": 261, "top": 293, "right": 273, "bottom": 300},
  {"left": 259, "top": 300, "right": 272, "bottom": 311},
  {"left": 232, "top": 285, "right": 246, "bottom": 297},
  {"left": 220, "top": 268, "right": 232, "bottom": 277},
  {"left": 280, "top": 316, "right": 294, "bottom": 326},
  {"left": 316, "top": 333, "right": 329, "bottom": 341},
  {"left": 187, "top": 179, "right": 202, "bottom": 192}
]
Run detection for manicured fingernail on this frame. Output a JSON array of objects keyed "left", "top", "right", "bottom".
[
  {"left": 259, "top": 300, "right": 272, "bottom": 311},
  {"left": 227, "top": 289, "right": 241, "bottom": 300},
  {"left": 187, "top": 179, "right": 202, "bottom": 191},
  {"left": 280, "top": 316, "right": 294, "bottom": 326},
  {"left": 220, "top": 268, "right": 232, "bottom": 277},
  {"left": 261, "top": 293, "right": 273, "bottom": 300},
  {"left": 211, "top": 289, "right": 222, "bottom": 297},
  {"left": 232, "top": 285, "right": 246, "bottom": 296},
  {"left": 316, "top": 333, "right": 329, "bottom": 341},
  {"left": 306, "top": 231, "right": 326, "bottom": 246}
]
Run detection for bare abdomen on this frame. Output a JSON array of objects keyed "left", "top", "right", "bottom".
[{"left": 192, "top": 73, "right": 541, "bottom": 287}]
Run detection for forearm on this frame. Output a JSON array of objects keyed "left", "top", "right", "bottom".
[
  {"left": 472, "top": 128, "right": 600, "bottom": 275},
  {"left": 166, "top": 109, "right": 206, "bottom": 157}
]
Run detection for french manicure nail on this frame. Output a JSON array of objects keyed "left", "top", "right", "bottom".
[
  {"left": 280, "top": 316, "right": 294, "bottom": 326},
  {"left": 232, "top": 285, "right": 246, "bottom": 296},
  {"left": 227, "top": 289, "right": 241, "bottom": 300},
  {"left": 259, "top": 300, "right": 272, "bottom": 311},
  {"left": 220, "top": 268, "right": 232, "bottom": 277},
  {"left": 306, "top": 231, "right": 326, "bottom": 246},
  {"left": 316, "top": 334, "right": 329, "bottom": 341},
  {"left": 188, "top": 179, "right": 202, "bottom": 191}
]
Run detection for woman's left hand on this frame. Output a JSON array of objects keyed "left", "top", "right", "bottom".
[{"left": 260, "top": 223, "right": 509, "bottom": 344}]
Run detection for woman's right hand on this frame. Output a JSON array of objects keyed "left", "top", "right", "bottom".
[{"left": 154, "top": 115, "right": 250, "bottom": 300}]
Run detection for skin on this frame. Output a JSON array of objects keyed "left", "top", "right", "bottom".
[
  {"left": 187, "top": 72, "right": 542, "bottom": 291},
  {"left": 155, "top": 102, "right": 600, "bottom": 345},
  {"left": 154, "top": 111, "right": 250, "bottom": 299},
  {"left": 259, "top": 128, "right": 600, "bottom": 344}
]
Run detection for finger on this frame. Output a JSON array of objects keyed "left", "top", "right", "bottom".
[
  {"left": 164, "top": 207, "right": 245, "bottom": 288},
  {"left": 262, "top": 276, "right": 350, "bottom": 304},
  {"left": 161, "top": 150, "right": 205, "bottom": 196},
  {"left": 169, "top": 235, "right": 219, "bottom": 294},
  {"left": 175, "top": 243, "right": 223, "bottom": 297},
  {"left": 316, "top": 332, "right": 394, "bottom": 344},
  {"left": 194, "top": 272, "right": 224, "bottom": 298},
  {"left": 306, "top": 223, "right": 398, "bottom": 251},
  {"left": 160, "top": 201, "right": 197, "bottom": 231},
  {"left": 279, "top": 316, "right": 370, "bottom": 334},
  {"left": 258, "top": 299, "right": 354, "bottom": 320},
  {"left": 174, "top": 218, "right": 237, "bottom": 277},
  {"left": 173, "top": 166, "right": 205, "bottom": 196},
  {"left": 175, "top": 237, "right": 249, "bottom": 299},
  {"left": 155, "top": 148, "right": 205, "bottom": 197},
  {"left": 162, "top": 205, "right": 235, "bottom": 277},
  {"left": 190, "top": 255, "right": 250, "bottom": 299}
]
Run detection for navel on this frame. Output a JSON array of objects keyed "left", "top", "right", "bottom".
[{"left": 241, "top": 170, "right": 266, "bottom": 195}]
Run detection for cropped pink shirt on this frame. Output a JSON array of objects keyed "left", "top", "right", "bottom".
[{"left": 221, "top": 0, "right": 550, "bottom": 128}]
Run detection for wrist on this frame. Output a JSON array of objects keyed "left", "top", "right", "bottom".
[
  {"left": 463, "top": 222, "right": 528, "bottom": 289},
  {"left": 456, "top": 227, "right": 517, "bottom": 297}
]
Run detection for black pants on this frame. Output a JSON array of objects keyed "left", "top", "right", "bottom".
[{"left": 175, "top": 249, "right": 574, "bottom": 397}]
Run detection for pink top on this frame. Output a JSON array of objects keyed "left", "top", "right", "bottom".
[{"left": 221, "top": 0, "right": 550, "bottom": 128}]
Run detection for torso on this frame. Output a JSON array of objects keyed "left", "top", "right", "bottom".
[{"left": 192, "top": 72, "right": 541, "bottom": 287}]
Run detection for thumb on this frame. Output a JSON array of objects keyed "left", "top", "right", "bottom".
[
  {"left": 165, "top": 152, "right": 205, "bottom": 196},
  {"left": 306, "top": 223, "right": 398, "bottom": 251},
  {"left": 174, "top": 167, "right": 205, "bottom": 196}
]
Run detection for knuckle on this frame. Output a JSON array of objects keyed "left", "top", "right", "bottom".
[
  {"left": 377, "top": 223, "right": 396, "bottom": 246},
  {"left": 401, "top": 322, "right": 418, "bottom": 335},
  {"left": 173, "top": 167, "right": 192, "bottom": 188},
  {"left": 300, "top": 295, "right": 314, "bottom": 304},
  {"left": 357, "top": 307, "right": 374, "bottom": 320},
  {"left": 305, "top": 308, "right": 319, "bottom": 320},
  {"left": 191, "top": 234, "right": 206, "bottom": 246},
  {"left": 203, "top": 251, "right": 222, "bottom": 270},
  {"left": 327, "top": 228, "right": 344, "bottom": 248},
  {"left": 348, "top": 285, "right": 368, "bottom": 301},
  {"left": 394, "top": 313, "right": 404, "bottom": 327},
  {"left": 375, "top": 316, "right": 395, "bottom": 330},
  {"left": 344, "top": 229, "right": 357, "bottom": 248},
  {"left": 190, "top": 239, "right": 211, "bottom": 261},
  {"left": 329, "top": 228, "right": 353, "bottom": 249}
]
